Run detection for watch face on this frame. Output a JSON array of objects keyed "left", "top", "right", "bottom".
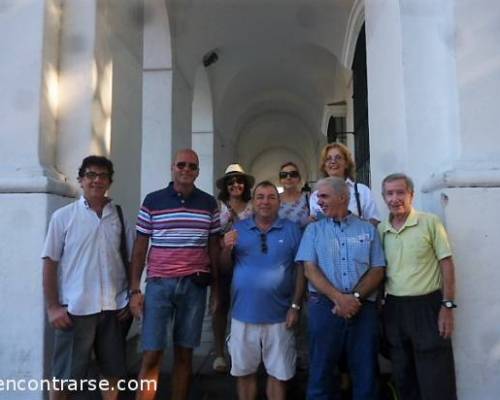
[{"left": 353, "top": 292, "right": 360, "bottom": 299}]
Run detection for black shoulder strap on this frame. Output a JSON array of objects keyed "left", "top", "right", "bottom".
[
  {"left": 115, "top": 205, "right": 129, "bottom": 282},
  {"left": 354, "top": 182, "right": 362, "bottom": 218}
]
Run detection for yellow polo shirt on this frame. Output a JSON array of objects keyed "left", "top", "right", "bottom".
[{"left": 378, "top": 208, "right": 452, "bottom": 296}]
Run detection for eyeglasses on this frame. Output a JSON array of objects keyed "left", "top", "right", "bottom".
[
  {"left": 227, "top": 177, "right": 245, "bottom": 186},
  {"left": 175, "top": 161, "right": 198, "bottom": 171},
  {"left": 84, "top": 171, "right": 111, "bottom": 180},
  {"left": 279, "top": 171, "right": 300, "bottom": 179},
  {"left": 325, "top": 155, "right": 344, "bottom": 164},
  {"left": 260, "top": 233, "right": 268, "bottom": 254}
]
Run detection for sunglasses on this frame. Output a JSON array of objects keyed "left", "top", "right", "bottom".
[
  {"left": 279, "top": 171, "right": 300, "bottom": 179},
  {"left": 83, "top": 171, "right": 111, "bottom": 180},
  {"left": 227, "top": 177, "right": 245, "bottom": 186},
  {"left": 260, "top": 233, "right": 268, "bottom": 254},
  {"left": 175, "top": 161, "right": 198, "bottom": 171}
]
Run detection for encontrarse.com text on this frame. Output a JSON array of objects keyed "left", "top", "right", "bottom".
[{"left": 0, "top": 378, "right": 157, "bottom": 392}]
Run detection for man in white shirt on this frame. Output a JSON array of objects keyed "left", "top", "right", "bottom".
[{"left": 41, "top": 155, "right": 133, "bottom": 400}]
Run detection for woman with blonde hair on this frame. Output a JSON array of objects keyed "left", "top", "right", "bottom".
[{"left": 309, "top": 143, "right": 379, "bottom": 224}]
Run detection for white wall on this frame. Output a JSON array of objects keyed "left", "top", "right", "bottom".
[{"left": 443, "top": 188, "right": 500, "bottom": 399}]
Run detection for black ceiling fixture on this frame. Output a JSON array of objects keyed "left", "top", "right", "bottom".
[{"left": 203, "top": 50, "right": 218, "bottom": 67}]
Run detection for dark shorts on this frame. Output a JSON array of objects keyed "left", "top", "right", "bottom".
[
  {"left": 216, "top": 271, "right": 233, "bottom": 314},
  {"left": 52, "top": 310, "right": 127, "bottom": 380}
]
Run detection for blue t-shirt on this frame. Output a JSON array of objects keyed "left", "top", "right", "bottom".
[{"left": 231, "top": 217, "right": 302, "bottom": 324}]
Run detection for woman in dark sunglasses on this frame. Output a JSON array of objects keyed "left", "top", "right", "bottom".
[
  {"left": 212, "top": 163, "right": 255, "bottom": 373},
  {"left": 278, "top": 162, "right": 310, "bottom": 228}
]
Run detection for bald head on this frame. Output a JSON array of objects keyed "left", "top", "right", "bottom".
[{"left": 174, "top": 148, "right": 199, "bottom": 165}]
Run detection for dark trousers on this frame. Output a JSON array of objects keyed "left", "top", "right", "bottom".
[
  {"left": 307, "top": 293, "right": 379, "bottom": 400},
  {"left": 383, "top": 291, "right": 457, "bottom": 400}
]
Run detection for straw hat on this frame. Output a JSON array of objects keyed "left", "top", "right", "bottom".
[{"left": 216, "top": 164, "right": 255, "bottom": 190}]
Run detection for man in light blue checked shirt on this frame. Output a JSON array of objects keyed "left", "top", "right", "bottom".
[{"left": 295, "top": 176, "right": 385, "bottom": 400}]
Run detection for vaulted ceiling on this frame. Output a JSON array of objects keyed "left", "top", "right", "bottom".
[{"left": 165, "top": 0, "right": 357, "bottom": 183}]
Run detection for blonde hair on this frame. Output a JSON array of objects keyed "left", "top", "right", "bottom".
[{"left": 319, "top": 143, "right": 356, "bottom": 180}]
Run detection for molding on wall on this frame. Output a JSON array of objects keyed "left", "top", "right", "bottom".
[
  {"left": 422, "top": 165, "right": 500, "bottom": 192},
  {"left": 0, "top": 169, "right": 78, "bottom": 197}
]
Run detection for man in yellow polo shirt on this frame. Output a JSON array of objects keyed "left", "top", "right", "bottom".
[{"left": 379, "top": 173, "right": 457, "bottom": 400}]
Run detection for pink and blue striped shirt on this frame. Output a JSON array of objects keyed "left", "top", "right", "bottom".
[{"left": 137, "top": 182, "right": 221, "bottom": 278}]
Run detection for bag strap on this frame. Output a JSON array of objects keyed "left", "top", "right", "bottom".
[
  {"left": 115, "top": 205, "right": 129, "bottom": 281},
  {"left": 354, "top": 182, "right": 362, "bottom": 218}
]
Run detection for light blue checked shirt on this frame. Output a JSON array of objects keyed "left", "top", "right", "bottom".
[{"left": 295, "top": 213, "right": 385, "bottom": 300}]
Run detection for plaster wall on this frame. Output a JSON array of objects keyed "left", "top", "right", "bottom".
[
  {"left": 57, "top": 0, "right": 99, "bottom": 184},
  {"left": 441, "top": 188, "right": 500, "bottom": 399},
  {"left": 365, "top": 0, "right": 460, "bottom": 219},
  {"left": 0, "top": 0, "right": 60, "bottom": 184},
  {"left": 454, "top": 0, "right": 500, "bottom": 163},
  {"left": 0, "top": 194, "right": 70, "bottom": 399}
]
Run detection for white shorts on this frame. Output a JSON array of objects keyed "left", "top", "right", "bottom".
[{"left": 228, "top": 318, "right": 296, "bottom": 381}]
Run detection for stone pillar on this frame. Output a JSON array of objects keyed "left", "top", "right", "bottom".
[
  {"left": 0, "top": 1, "right": 72, "bottom": 398},
  {"left": 192, "top": 68, "right": 215, "bottom": 194},
  {"left": 141, "top": 0, "right": 173, "bottom": 198},
  {"left": 430, "top": 1, "right": 500, "bottom": 397},
  {"left": 365, "top": 0, "right": 500, "bottom": 398}
]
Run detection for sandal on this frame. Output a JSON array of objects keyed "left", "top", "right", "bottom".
[{"left": 212, "top": 356, "right": 228, "bottom": 373}]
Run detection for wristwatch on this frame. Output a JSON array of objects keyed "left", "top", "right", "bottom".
[
  {"left": 352, "top": 291, "right": 362, "bottom": 300},
  {"left": 441, "top": 300, "right": 457, "bottom": 309},
  {"left": 290, "top": 303, "right": 301, "bottom": 311}
]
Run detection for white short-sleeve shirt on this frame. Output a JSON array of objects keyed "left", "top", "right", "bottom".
[
  {"left": 309, "top": 178, "right": 380, "bottom": 221},
  {"left": 41, "top": 197, "right": 134, "bottom": 315}
]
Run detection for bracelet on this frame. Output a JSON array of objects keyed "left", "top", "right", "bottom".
[
  {"left": 290, "top": 303, "right": 301, "bottom": 311},
  {"left": 129, "top": 289, "right": 141, "bottom": 297}
]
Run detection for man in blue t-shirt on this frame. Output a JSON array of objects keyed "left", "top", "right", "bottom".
[{"left": 220, "top": 180, "right": 305, "bottom": 400}]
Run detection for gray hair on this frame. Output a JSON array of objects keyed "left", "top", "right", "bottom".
[
  {"left": 381, "top": 173, "right": 414, "bottom": 193},
  {"left": 315, "top": 177, "right": 350, "bottom": 200}
]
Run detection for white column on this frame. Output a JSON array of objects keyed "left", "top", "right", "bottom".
[
  {"left": 439, "top": 1, "right": 500, "bottom": 398},
  {"left": 141, "top": 0, "right": 173, "bottom": 198},
  {"left": 365, "top": 0, "right": 500, "bottom": 398},
  {"left": 192, "top": 68, "right": 215, "bottom": 194},
  {"left": 0, "top": 2, "right": 70, "bottom": 398}
]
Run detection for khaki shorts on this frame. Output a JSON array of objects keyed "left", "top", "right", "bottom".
[{"left": 228, "top": 319, "right": 296, "bottom": 381}]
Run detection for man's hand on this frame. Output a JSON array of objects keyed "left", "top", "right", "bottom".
[
  {"left": 47, "top": 305, "right": 72, "bottom": 329},
  {"left": 334, "top": 293, "right": 361, "bottom": 319},
  {"left": 129, "top": 292, "right": 144, "bottom": 318},
  {"left": 117, "top": 305, "right": 132, "bottom": 321},
  {"left": 223, "top": 229, "right": 238, "bottom": 249},
  {"left": 438, "top": 307, "right": 454, "bottom": 338},
  {"left": 286, "top": 308, "right": 300, "bottom": 329}
]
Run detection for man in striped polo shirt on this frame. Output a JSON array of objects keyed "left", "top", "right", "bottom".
[{"left": 129, "top": 149, "right": 221, "bottom": 400}]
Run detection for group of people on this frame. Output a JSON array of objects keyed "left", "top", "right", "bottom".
[{"left": 41, "top": 143, "right": 458, "bottom": 400}]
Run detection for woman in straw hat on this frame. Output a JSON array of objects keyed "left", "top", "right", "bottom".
[{"left": 212, "top": 164, "right": 255, "bottom": 372}]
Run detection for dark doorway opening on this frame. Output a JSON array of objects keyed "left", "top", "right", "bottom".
[{"left": 352, "top": 24, "right": 370, "bottom": 186}]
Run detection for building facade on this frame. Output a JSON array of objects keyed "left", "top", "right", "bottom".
[{"left": 1, "top": 0, "right": 499, "bottom": 398}]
